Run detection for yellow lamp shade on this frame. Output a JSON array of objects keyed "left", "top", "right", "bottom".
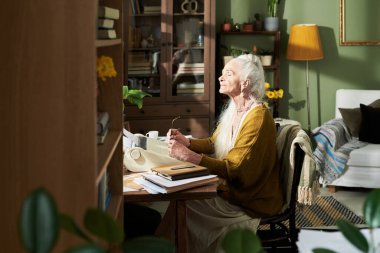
[{"left": 287, "top": 24, "right": 324, "bottom": 61}]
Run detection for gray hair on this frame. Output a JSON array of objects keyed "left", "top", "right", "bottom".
[{"left": 234, "top": 54, "right": 265, "bottom": 102}]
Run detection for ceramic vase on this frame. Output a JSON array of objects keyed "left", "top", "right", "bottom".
[{"left": 264, "top": 17, "right": 279, "bottom": 31}]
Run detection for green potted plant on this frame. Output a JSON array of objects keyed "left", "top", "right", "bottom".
[
  {"left": 254, "top": 13, "right": 264, "bottom": 31},
  {"left": 242, "top": 18, "right": 254, "bottom": 32},
  {"left": 258, "top": 48, "right": 274, "bottom": 66},
  {"left": 222, "top": 17, "right": 232, "bottom": 32},
  {"left": 19, "top": 187, "right": 174, "bottom": 253},
  {"left": 265, "top": 0, "right": 281, "bottom": 31}
]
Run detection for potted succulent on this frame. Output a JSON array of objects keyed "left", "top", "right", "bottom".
[
  {"left": 242, "top": 18, "right": 254, "bottom": 32},
  {"left": 265, "top": 0, "right": 281, "bottom": 31},
  {"left": 258, "top": 48, "right": 274, "bottom": 66},
  {"left": 253, "top": 13, "right": 264, "bottom": 31},
  {"left": 221, "top": 17, "right": 232, "bottom": 32}
]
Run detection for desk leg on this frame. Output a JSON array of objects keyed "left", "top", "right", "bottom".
[{"left": 175, "top": 200, "right": 187, "bottom": 253}]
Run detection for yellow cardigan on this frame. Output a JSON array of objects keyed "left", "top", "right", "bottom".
[{"left": 189, "top": 104, "right": 283, "bottom": 218}]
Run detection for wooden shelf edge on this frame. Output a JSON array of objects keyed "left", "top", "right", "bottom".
[
  {"left": 220, "top": 31, "right": 280, "bottom": 35},
  {"left": 107, "top": 194, "right": 123, "bottom": 219},
  {"left": 96, "top": 130, "right": 122, "bottom": 184},
  {"left": 96, "top": 39, "right": 122, "bottom": 48}
]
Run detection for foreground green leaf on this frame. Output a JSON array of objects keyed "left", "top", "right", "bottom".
[
  {"left": 336, "top": 220, "right": 368, "bottom": 252},
  {"left": 221, "top": 228, "right": 262, "bottom": 253},
  {"left": 19, "top": 187, "right": 59, "bottom": 253},
  {"left": 363, "top": 189, "right": 380, "bottom": 228},
  {"left": 64, "top": 244, "right": 106, "bottom": 253},
  {"left": 313, "top": 248, "right": 338, "bottom": 253},
  {"left": 60, "top": 213, "right": 92, "bottom": 242},
  {"left": 84, "top": 208, "right": 124, "bottom": 243},
  {"left": 123, "top": 236, "right": 175, "bottom": 253}
]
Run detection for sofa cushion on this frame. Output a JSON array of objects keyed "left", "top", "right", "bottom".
[
  {"left": 347, "top": 144, "right": 380, "bottom": 167},
  {"left": 359, "top": 104, "right": 380, "bottom": 144},
  {"left": 339, "top": 99, "right": 380, "bottom": 137}
]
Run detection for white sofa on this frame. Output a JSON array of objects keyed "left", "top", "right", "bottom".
[{"left": 316, "top": 89, "right": 380, "bottom": 190}]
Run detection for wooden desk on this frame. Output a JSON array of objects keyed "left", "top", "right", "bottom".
[{"left": 124, "top": 183, "right": 217, "bottom": 253}]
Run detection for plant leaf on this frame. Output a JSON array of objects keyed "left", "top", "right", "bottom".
[
  {"left": 59, "top": 213, "right": 92, "bottom": 242},
  {"left": 336, "top": 220, "right": 369, "bottom": 252},
  {"left": 221, "top": 228, "right": 262, "bottom": 253},
  {"left": 123, "top": 236, "right": 175, "bottom": 253},
  {"left": 64, "top": 244, "right": 106, "bottom": 253},
  {"left": 363, "top": 189, "right": 380, "bottom": 228},
  {"left": 313, "top": 248, "right": 338, "bottom": 253},
  {"left": 19, "top": 187, "right": 59, "bottom": 253},
  {"left": 84, "top": 208, "right": 124, "bottom": 243}
]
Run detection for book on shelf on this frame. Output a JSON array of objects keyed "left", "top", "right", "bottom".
[
  {"left": 97, "top": 111, "right": 109, "bottom": 134},
  {"left": 97, "top": 18, "right": 114, "bottom": 29},
  {"left": 152, "top": 162, "right": 210, "bottom": 181},
  {"left": 97, "top": 29, "right": 117, "bottom": 39},
  {"left": 176, "top": 88, "right": 204, "bottom": 94},
  {"left": 143, "top": 5, "right": 161, "bottom": 13},
  {"left": 141, "top": 174, "right": 218, "bottom": 194},
  {"left": 98, "top": 6, "right": 120, "bottom": 20},
  {"left": 178, "top": 63, "right": 204, "bottom": 68},
  {"left": 177, "top": 82, "right": 204, "bottom": 89}
]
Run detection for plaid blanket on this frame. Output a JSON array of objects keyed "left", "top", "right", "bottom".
[{"left": 312, "top": 118, "right": 367, "bottom": 185}]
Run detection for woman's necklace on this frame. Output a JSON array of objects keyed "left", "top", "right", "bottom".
[{"left": 236, "top": 99, "right": 256, "bottom": 112}]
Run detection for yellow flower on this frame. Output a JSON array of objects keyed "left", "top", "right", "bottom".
[
  {"left": 266, "top": 90, "right": 276, "bottom": 99},
  {"left": 264, "top": 81, "right": 284, "bottom": 101},
  {"left": 97, "top": 55, "right": 117, "bottom": 82}
]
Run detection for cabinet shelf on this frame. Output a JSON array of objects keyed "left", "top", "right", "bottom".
[
  {"left": 125, "top": 0, "right": 215, "bottom": 138},
  {"left": 96, "top": 39, "right": 123, "bottom": 48},
  {"left": 220, "top": 31, "right": 279, "bottom": 36},
  {"left": 96, "top": 130, "right": 122, "bottom": 185},
  {"left": 173, "top": 12, "right": 204, "bottom": 16}
]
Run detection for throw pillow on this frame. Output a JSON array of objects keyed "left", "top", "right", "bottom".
[
  {"left": 339, "top": 98, "right": 380, "bottom": 137},
  {"left": 359, "top": 104, "right": 380, "bottom": 144},
  {"left": 339, "top": 108, "right": 361, "bottom": 137}
]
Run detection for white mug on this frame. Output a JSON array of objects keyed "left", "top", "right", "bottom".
[{"left": 145, "top": 130, "right": 159, "bottom": 139}]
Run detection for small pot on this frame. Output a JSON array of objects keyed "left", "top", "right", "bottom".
[
  {"left": 221, "top": 23, "right": 232, "bottom": 32},
  {"left": 260, "top": 55, "right": 273, "bottom": 66},
  {"left": 242, "top": 23, "right": 253, "bottom": 32}
]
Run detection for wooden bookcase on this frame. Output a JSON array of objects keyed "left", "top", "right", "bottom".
[
  {"left": 124, "top": 0, "right": 216, "bottom": 138},
  {"left": 0, "top": 0, "right": 124, "bottom": 251}
]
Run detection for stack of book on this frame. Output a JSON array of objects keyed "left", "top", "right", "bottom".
[
  {"left": 143, "top": 5, "right": 161, "bottom": 14},
  {"left": 97, "top": 6, "right": 120, "bottom": 39},
  {"left": 128, "top": 52, "right": 152, "bottom": 74},
  {"left": 132, "top": 163, "right": 218, "bottom": 194},
  {"left": 177, "top": 62, "right": 204, "bottom": 75},
  {"left": 97, "top": 111, "right": 109, "bottom": 144},
  {"left": 176, "top": 82, "right": 204, "bottom": 95}
]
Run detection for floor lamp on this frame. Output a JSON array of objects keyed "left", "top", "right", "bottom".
[{"left": 287, "top": 24, "right": 324, "bottom": 133}]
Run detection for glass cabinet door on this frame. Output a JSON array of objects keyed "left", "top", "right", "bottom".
[
  {"left": 127, "top": 0, "right": 162, "bottom": 99},
  {"left": 168, "top": 0, "right": 207, "bottom": 100}
]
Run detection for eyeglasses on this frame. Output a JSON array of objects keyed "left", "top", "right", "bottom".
[{"left": 171, "top": 115, "right": 181, "bottom": 129}]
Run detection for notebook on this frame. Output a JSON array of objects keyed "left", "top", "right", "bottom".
[{"left": 152, "top": 162, "right": 210, "bottom": 181}]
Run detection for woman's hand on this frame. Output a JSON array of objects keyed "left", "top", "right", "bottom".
[
  {"left": 168, "top": 139, "right": 201, "bottom": 164},
  {"left": 166, "top": 128, "right": 190, "bottom": 147}
]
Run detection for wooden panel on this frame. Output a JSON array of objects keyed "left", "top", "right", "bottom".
[
  {"left": 126, "top": 103, "right": 210, "bottom": 118},
  {"left": 129, "top": 117, "right": 210, "bottom": 138},
  {"left": 0, "top": 0, "right": 97, "bottom": 252}
]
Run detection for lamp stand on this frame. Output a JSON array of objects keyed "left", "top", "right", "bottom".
[{"left": 305, "top": 60, "right": 311, "bottom": 133}]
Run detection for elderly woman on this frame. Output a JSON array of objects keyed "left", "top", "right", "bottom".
[{"left": 166, "top": 54, "right": 283, "bottom": 253}]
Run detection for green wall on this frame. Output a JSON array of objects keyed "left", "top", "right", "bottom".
[{"left": 216, "top": 0, "right": 380, "bottom": 130}]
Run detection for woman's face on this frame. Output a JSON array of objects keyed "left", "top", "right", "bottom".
[{"left": 218, "top": 59, "right": 242, "bottom": 97}]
